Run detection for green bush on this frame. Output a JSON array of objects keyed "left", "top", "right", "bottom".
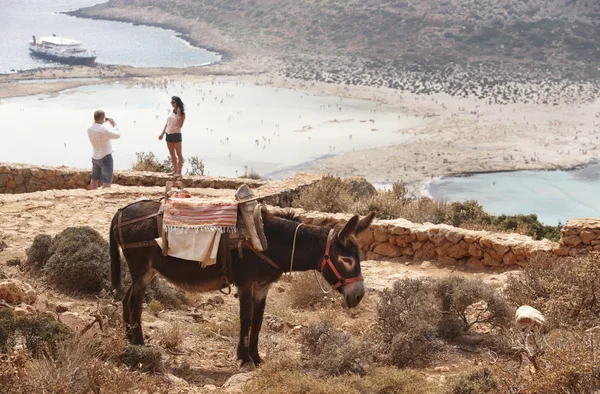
[
  {"left": 0, "top": 308, "right": 18, "bottom": 352},
  {"left": 25, "top": 234, "right": 53, "bottom": 272},
  {"left": 44, "top": 226, "right": 110, "bottom": 294},
  {"left": 121, "top": 345, "right": 163, "bottom": 373},
  {"left": 293, "top": 176, "right": 355, "bottom": 213},
  {"left": 18, "top": 315, "right": 73, "bottom": 358}
]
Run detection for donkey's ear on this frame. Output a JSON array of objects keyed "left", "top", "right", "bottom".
[
  {"left": 356, "top": 211, "right": 375, "bottom": 234},
  {"left": 338, "top": 215, "right": 359, "bottom": 244}
]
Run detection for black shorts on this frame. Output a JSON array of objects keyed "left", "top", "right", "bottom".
[{"left": 166, "top": 133, "right": 182, "bottom": 143}]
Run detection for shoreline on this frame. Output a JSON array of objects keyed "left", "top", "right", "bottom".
[{"left": 1, "top": 4, "right": 599, "bottom": 189}]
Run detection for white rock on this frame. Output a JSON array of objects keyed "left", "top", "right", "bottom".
[
  {"left": 515, "top": 305, "right": 546, "bottom": 329},
  {"left": 222, "top": 372, "right": 255, "bottom": 393}
]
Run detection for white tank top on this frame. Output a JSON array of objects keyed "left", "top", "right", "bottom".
[{"left": 166, "top": 110, "right": 182, "bottom": 134}]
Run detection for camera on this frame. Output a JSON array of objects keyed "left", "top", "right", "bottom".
[{"left": 105, "top": 117, "right": 111, "bottom": 122}]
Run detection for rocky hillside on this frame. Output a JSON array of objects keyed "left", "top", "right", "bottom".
[{"left": 98, "top": 0, "right": 599, "bottom": 77}]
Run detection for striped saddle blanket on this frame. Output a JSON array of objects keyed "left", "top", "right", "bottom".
[
  {"left": 160, "top": 197, "right": 238, "bottom": 266},
  {"left": 163, "top": 197, "right": 238, "bottom": 234}
]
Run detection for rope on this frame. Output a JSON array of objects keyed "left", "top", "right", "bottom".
[
  {"left": 289, "top": 223, "right": 305, "bottom": 276},
  {"left": 313, "top": 270, "right": 332, "bottom": 294}
]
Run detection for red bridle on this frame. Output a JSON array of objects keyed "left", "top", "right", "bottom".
[{"left": 319, "top": 229, "right": 364, "bottom": 290}]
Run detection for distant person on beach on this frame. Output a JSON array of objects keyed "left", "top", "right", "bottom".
[
  {"left": 87, "top": 110, "right": 120, "bottom": 189},
  {"left": 159, "top": 96, "right": 186, "bottom": 176}
]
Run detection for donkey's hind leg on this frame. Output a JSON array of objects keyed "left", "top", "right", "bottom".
[
  {"left": 122, "top": 285, "right": 134, "bottom": 342},
  {"left": 249, "top": 284, "right": 270, "bottom": 366},
  {"left": 237, "top": 285, "right": 255, "bottom": 369},
  {"left": 123, "top": 249, "right": 155, "bottom": 345}
]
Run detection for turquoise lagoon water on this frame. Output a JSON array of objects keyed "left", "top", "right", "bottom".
[
  {"left": 0, "top": 80, "right": 424, "bottom": 178},
  {"left": 428, "top": 165, "right": 600, "bottom": 225}
]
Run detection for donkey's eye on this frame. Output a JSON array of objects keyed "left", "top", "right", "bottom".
[{"left": 341, "top": 257, "right": 353, "bottom": 264}]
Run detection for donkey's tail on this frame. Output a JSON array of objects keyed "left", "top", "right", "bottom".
[{"left": 109, "top": 213, "right": 123, "bottom": 300}]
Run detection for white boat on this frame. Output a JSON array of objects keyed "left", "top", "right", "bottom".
[{"left": 29, "top": 35, "right": 96, "bottom": 66}]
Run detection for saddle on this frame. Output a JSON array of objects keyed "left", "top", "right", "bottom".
[{"left": 115, "top": 181, "right": 268, "bottom": 260}]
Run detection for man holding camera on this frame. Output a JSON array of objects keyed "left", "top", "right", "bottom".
[{"left": 87, "top": 109, "right": 121, "bottom": 189}]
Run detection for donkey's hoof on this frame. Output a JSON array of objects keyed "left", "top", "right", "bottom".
[{"left": 240, "top": 360, "right": 256, "bottom": 371}]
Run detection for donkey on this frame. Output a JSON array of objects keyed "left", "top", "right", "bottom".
[{"left": 109, "top": 200, "right": 374, "bottom": 368}]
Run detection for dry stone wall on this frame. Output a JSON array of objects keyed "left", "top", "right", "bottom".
[
  {"left": 0, "top": 163, "right": 265, "bottom": 194},
  {"left": 291, "top": 210, "right": 561, "bottom": 270},
  {"left": 554, "top": 219, "right": 600, "bottom": 256}
]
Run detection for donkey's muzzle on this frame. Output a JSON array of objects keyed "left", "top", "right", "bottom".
[{"left": 343, "top": 281, "right": 365, "bottom": 308}]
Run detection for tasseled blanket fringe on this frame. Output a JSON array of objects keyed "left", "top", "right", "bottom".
[{"left": 164, "top": 225, "right": 237, "bottom": 234}]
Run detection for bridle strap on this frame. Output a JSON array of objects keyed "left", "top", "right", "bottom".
[{"left": 319, "top": 229, "right": 364, "bottom": 290}]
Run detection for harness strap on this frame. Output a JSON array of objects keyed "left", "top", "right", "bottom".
[
  {"left": 113, "top": 212, "right": 161, "bottom": 230},
  {"left": 289, "top": 223, "right": 305, "bottom": 275},
  {"left": 123, "top": 240, "right": 158, "bottom": 249},
  {"left": 243, "top": 241, "right": 281, "bottom": 270}
]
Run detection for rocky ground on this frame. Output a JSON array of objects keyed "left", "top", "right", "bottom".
[{"left": 0, "top": 186, "right": 514, "bottom": 393}]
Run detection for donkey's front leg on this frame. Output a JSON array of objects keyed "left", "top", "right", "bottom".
[
  {"left": 249, "top": 285, "right": 270, "bottom": 366},
  {"left": 237, "top": 286, "right": 255, "bottom": 369}
]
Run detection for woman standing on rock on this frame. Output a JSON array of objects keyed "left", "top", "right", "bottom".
[{"left": 159, "top": 96, "right": 186, "bottom": 176}]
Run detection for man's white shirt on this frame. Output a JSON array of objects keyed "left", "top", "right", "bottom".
[{"left": 87, "top": 122, "right": 121, "bottom": 160}]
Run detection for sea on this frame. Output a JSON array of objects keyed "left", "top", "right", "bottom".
[
  {"left": 0, "top": 0, "right": 220, "bottom": 74},
  {"left": 428, "top": 165, "right": 600, "bottom": 225}
]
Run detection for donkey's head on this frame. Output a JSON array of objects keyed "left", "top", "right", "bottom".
[{"left": 321, "top": 212, "right": 375, "bottom": 308}]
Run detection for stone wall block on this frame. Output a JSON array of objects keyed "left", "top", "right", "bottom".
[
  {"left": 468, "top": 243, "right": 484, "bottom": 258},
  {"left": 479, "top": 237, "right": 493, "bottom": 249},
  {"left": 466, "top": 257, "right": 484, "bottom": 270},
  {"left": 373, "top": 231, "right": 390, "bottom": 243},
  {"left": 439, "top": 228, "right": 464, "bottom": 244},
  {"left": 435, "top": 242, "right": 452, "bottom": 256},
  {"left": 483, "top": 251, "right": 503, "bottom": 267},
  {"left": 357, "top": 229, "right": 374, "bottom": 247},
  {"left": 373, "top": 243, "right": 401, "bottom": 258},
  {"left": 463, "top": 233, "right": 480, "bottom": 243},
  {"left": 491, "top": 241, "right": 510, "bottom": 256},
  {"left": 502, "top": 252, "right": 518, "bottom": 266},
  {"left": 429, "top": 232, "right": 447, "bottom": 246},
  {"left": 561, "top": 235, "right": 582, "bottom": 247},
  {"left": 447, "top": 241, "right": 470, "bottom": 259},
  {"left": 580, "top": 231, "right": 595, "bottom": 245},
  {"left": 438, "top": 256, "right": 457, "bottom": 265},
  {"left": 553, "top": 245, "right": 570, "bottom": 256},
  {"left": 414, "top": 230, "right": 429, "bottom": 242},
  {"left": 413, "top": 242, "right": 436, "bottom": 261}
]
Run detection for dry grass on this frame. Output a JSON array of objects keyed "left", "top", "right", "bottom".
[
  {"left": 147, "top": 277, "right": 188, "bottom": 310},
  {"left": 244, "top": 359, "right": 440, "bottom": 394},
  {"left": 293, "top": 176, "right": 355, "bottom": 213},
  {"left": 148, "top": 299, "right": 163, "bottom": 317},
  {"left": 287, "top": 272, "right": 330, "bottom": 309},
  {"left": 157, "top": 324, "right": 184, "bottom": 352},
  {"left": 130, "top": 151, "right": 172, "bottom": 173}
]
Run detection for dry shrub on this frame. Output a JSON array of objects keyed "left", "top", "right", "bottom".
[
  {"left": 130, "top": 151, "right": 172, "bottom": 173},
  {"left": 157, "top": 324, "right": 183, "bottom": 352},
  {"left": 300, "top": 322, "right": 370, "bottom": 376},
  {"left": 25, "top": 234, "right": 52, "bottom": 272},
  {"left": 121, "top": 345, "right": 164, "bottom": 373},
  {"left": 242, "top": 168, "right": 262, "bottom": 180},
  {"left": 495, "top": 329, "right": 600, "bottom": 393},
  {"left": 293, "top": 176, "right": 355, "bottom": 213},
  {"left": 17, "top": 315, "right": 73, "bottom": 359},
  {"left": 44, "top": 226, "right": 110, "bottom": 294},
  {"left": 504, "top": 252, "right": 600, "bottom": 329},
  {"left": 446, "top": 368, "right": 499, "bottom": 394},
  {"left": 245, "top": 361, "right": 439, "bottom": 394},
  {"left": 288, "top": 272, "right": 328, "bottom": 309},
  {"left": 435, "top": 276, "right": 512, "bottom": 335},
  {"left": 147, "top": 277, "right": 188, "bottom": 310},
  {"left": 6, "top": 258, "right": 21, "bottom": 267},
  {"left": 19, "top": 338, "right": 166, "bottom": 394},
  {"left": 148, "top": 299, "right": 163, "bottom": 316},
  {"left": 186, "top": 156, "right": 205, "bottom": 176},
  {"left": 376, "top": 279, "right": 444, "bottom": 367},
  {"left": 0, "top": 308, "right": 18, "bottom": 353},
  {"left": 0, "top": 349, "right": 29, "bottom": 393}
]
